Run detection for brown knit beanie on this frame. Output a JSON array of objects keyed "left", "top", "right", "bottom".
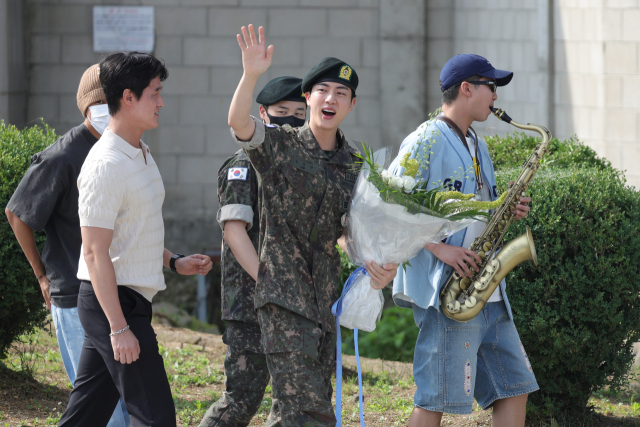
[{"left": 77, "top": 64, "right": 106, "bottom": 118}]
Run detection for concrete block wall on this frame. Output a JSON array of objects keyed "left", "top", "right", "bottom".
[
  {"left": 23, "top": 0, "right": 431, "bottom": 253},
  {"left": 426, "top": 0, "right": 543, "bottom": 140},
  {"left": 426, "top": 1, "right": 640, "bottom": 190},
  {"left": 554, "top": 1, "right": 640, "bottom": 189}
]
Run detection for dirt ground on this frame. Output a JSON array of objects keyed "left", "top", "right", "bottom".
[{"left": 2, "top": 323, "right": 640, "bottom": 427}]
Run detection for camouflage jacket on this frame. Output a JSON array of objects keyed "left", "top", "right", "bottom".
[
  {"left": 231, "top": 117, "right": 359, "bottom": 333},
  {"left": 217, "top": 150, "right": 261, "bottom": 324}
]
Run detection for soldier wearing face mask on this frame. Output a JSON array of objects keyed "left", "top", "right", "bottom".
[
  {"left": 5, "top": 64, "right": 130, "bottom": 427},
  {"left": 198, "top": 76, "right": 306, "bottom": 427}
]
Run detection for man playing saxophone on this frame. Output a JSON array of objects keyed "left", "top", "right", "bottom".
[{"left": 389, "top": 54, "right": 538, "bottom": 427}]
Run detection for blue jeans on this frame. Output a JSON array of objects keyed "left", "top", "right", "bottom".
[
  {"left": 411, "top": 301, "right": 539, "bottom": 415},
  {"left": 51, "top": 304, "right": 130, "bottom": 427}
]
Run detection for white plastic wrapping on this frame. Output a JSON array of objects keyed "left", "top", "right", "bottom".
[
  {"left": 337, "top": 270, "right": 385, "bottom": 332},
  {"left": 345, "top": 150, "right": 478, "bottom": 267},
  {"left": 337, "top": 148, "right": 478, "bottom": 332}
]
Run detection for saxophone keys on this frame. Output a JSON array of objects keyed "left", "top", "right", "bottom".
[
  {"left": 492, "top": 232, "right": 499, "bottom": 240},
  {"left": 474, "top": 280, "right": 487, "bottom": 291},
  {"left": 477, "top": 251, "right": 486, "bottom": 260},
  {"left": 491, "top": 259, "right": 499, "bottom": 268},
  {"left": 460, "top": 278, "right": 471, "bottom": 290},
  {"left": 465, "top": 296, "right": 477, "bottom": 308},
  {"left": 447, "top": 300, "right": 461, "bottom": 313},
  {"left": 483, "top": 242, "right": 492, "bottom": 252}
]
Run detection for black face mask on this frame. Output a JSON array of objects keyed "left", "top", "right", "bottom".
[{"left": 266, "top": 113, "right": 306, "bottom": 128}]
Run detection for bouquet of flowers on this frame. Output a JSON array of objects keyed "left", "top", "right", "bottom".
[{"left": 337, "top": 141, "right": 506, "bottom": 332}]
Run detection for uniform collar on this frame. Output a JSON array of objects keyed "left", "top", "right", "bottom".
[
  {"left": 102, "top": 128, "right": 150, "bottom": 162},
  {"left": 297, "top": 124, "right": 352, "bottom": 166}
]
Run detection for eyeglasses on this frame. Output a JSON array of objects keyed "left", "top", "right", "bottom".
[{"left": 466, "top": 81, "right": 497, "bottom": 93}]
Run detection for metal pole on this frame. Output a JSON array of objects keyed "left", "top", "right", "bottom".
[{"left": 197, "top": 274, "right": 208, "bottom": 323}]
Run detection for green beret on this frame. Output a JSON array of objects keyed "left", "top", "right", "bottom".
[
  {"left": 256, "top": 76, "right": 305, "bottom": 106},
  {"left": 301, "top": 57, "right": 358, "bottom": 94}
]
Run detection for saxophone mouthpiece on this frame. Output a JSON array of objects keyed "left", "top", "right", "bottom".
[{"left": 490, "top": 107, "right": 512, "bottom": 124}]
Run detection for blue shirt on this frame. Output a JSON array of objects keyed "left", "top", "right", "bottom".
[{"left": 389, "top": 119, "right": 514, "bottom": 321}]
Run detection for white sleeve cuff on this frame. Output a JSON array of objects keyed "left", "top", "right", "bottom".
[
  {"left": 229, "top": 116, "right": 265, "bottom": 150},
  {"left": 217, "top": 204, "right": 254, "bottom": 231}
]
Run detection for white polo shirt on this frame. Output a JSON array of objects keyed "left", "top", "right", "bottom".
[{"left": 77, "top": 128, "right": 166, "bottom": 302}]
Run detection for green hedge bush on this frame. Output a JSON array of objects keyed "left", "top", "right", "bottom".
[
  {"left": 496, "top": 165, "right": 640, "bottom": 416},
  {"left": 485, "top": 132, "right": 612, "bottom": 171},
  {"left": 0, "top": 120, "right": 56, "bottom": 357}
]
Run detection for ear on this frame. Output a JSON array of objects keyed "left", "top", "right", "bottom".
[
  {"left": 460, "top": 82, "right": 473, "bottom": 98},
  {"left": 122, "top": 89, "right": 136, "bottom": 107},
  {"left": 304, "top": 92, "right": 311, "bottom": 107},
  {"left": 349, "top": 96, "right": 357, "bottom": 112},
  {"left": 258, "top": 105, "right": 268, "bottom": 123}
]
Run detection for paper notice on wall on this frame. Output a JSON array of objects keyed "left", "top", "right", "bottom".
[{"left": 93, "top": 6, "right": 155, "bottom": 53}]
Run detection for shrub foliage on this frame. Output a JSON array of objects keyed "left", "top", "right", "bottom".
[
  {"left": 485, "top": 132, "right": 612, "bottom": 171},
  {"left": 496, "top": 165, "right": 640, "bottom": 415},
  {"left": 0, "top": 121, "right": 56, "bottom": 357}
]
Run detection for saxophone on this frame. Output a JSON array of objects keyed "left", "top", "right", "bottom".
[{"left": 439, "top": 107, "right": 552, "bottom": 322}]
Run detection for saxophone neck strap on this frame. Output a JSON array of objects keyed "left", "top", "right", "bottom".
[{"left": 436, "top": 114, "right": 483, "bottom": 190}]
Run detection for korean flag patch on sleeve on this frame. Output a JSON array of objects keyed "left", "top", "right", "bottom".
[{"left": 227, "top": 167, "right": 249, "bottom": 181}]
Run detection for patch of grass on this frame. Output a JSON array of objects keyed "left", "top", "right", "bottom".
[
  {"left": 174, "top": 396, "right": 217, "bottom": 426},
  {"left": 161, "top": 345, "right": 224, "bottom": 389}
]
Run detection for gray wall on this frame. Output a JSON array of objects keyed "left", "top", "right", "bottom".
[
  {"left": 6, "top": 0, "right": 640, "bottom": 255},
  {"left": 20, "top": 0, "right": 427, "bottom": 254},
  {"left": 0, "top": 0, "right": 27, "bottom": 127}
]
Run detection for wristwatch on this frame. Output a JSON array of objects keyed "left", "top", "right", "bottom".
[{"left": 170, "top": 253, "right": 185, "bottom": 273}]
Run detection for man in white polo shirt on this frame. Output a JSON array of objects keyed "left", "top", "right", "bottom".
[{"left": 58, "top": 52, "right": 213, "bottom": 427}]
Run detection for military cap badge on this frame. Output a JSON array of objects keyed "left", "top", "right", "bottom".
[{"left": 339, "top": 65, "right": 353, "bottom": 82}]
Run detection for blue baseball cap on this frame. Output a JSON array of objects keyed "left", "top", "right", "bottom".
[{"left": 440, "top": 54, "right": 513, "bottom": 92}]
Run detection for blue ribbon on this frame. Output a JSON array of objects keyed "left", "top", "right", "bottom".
[{"left": 331, "top": 267, "right": 367, "bottom": 427}]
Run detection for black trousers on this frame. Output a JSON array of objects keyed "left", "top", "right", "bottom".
[{"left": 59, "top": 282, "right": 175, "bottom": 427}]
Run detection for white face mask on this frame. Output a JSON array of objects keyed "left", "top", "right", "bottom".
[{"left": 88, "top": 104, "right": 110, "bottom": 135}]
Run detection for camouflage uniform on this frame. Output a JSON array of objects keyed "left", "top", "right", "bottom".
[
  {"left": 199, "top": 150, "right": 280, "bottom": 427},
  {"left": 232, "top": 117, "right": 359, "bottom": 426}
]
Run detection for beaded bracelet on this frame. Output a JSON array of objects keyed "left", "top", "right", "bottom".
[
  {"left": 36, "top": 273, "right": 46, "bottom": 280},
  {"left": 109, "top": 325, "right": 130, "bottom": 337}
]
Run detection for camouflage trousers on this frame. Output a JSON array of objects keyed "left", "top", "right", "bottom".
[
  {"left": 258, "top": 304, "right": 337, "bottom": 427},
  {"left": 199, "top": 321, "right": 280, "bottom": 427}
]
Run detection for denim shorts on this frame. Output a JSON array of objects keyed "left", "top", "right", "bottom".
[{"left": 411, "top": 301, "right": 539, "bottom": 414}]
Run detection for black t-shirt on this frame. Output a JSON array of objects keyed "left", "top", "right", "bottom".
[{"left": 7, "top": 124, "right": 98, "bottom": 308}]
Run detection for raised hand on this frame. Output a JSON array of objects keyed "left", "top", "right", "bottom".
[{"left": 237, "top": 25, "right": 273, "bottom": 78}]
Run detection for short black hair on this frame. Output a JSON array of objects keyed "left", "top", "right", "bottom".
[
  {"left": 99, "top": 52, "right": 168, "bottom": 116},
  {"left": 441, "top": 74, "right": 481, "bottom": 105}
]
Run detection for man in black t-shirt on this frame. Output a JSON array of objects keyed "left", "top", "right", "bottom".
[{"left": 5, "top": 64, "right": 130, "bottom": 427}]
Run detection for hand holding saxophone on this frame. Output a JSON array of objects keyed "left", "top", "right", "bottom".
[
  {"left": 509, "top": 181, "right": 532, "bottom": 220},
  {"left": 425, "top": 242, "right": 482, "bottom": 279}
]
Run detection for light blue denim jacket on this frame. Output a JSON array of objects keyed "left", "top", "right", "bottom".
[{"left": 389, "top": 119, "right": 513, "bottom": 321}]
